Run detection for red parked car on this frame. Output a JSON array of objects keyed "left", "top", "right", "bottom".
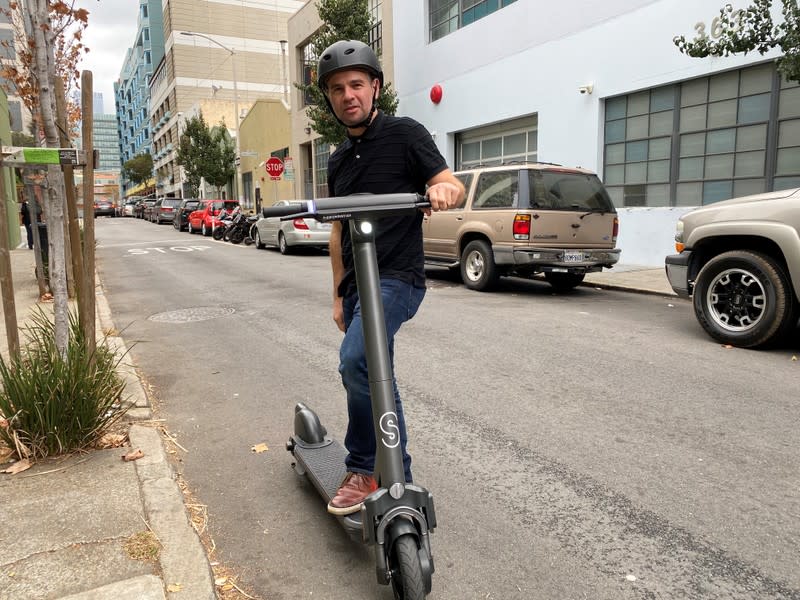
[{"left": 187, "top": 199, "right": 239, "bottom": 236}]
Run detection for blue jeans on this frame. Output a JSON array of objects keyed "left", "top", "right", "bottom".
[{"left": 340, "top": 278, "right": 425, "bottom": 483}]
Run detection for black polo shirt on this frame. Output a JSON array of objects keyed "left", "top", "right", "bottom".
[{"left": 327, "top": 111, "right": 448, "bottom": 298}]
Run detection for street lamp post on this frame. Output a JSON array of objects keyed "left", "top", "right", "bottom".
[{"left": 180, "top": 31, "right": 243, "bottom": 204}]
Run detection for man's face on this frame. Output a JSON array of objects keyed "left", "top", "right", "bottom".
[{"left": 326, "top": 69, "right": 379, "bottom": 128}]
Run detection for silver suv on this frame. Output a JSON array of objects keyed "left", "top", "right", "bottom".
[
  {"left": 424, "top": 163, "right": 621, "bottom": 291},
  {"left": 665, "top": 187, "right": 800, "bottom": 348}
]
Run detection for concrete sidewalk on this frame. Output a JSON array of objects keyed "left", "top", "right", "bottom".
[
  {"left": 583, "top": 262, "right": 676, "bottom": 297},
  {"left": 0, "top": 244, "right": 675, "bottom": 599},
  {"left": 0, "top": 248, "right": 215, "bottom": 600}
]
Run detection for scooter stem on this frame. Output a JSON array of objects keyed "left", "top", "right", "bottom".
[{"left": 349, "top": 218, "right": 406, "bottom": 488}]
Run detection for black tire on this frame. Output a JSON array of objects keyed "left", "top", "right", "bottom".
[
  {"left": 279, "top": 232, "right": 291, "bottom": 255},
  {"left": 212, "top": 226, "right": 226, "bottom": 241},
  {"left": 390, "top": 535, "right": 425, "bottom": 600},
  {"left": 460, "top": 240, "right": 498, "bottom": 291},
  {"left": 229, "top": 229, "right": 244, "bottom": 244},
  {"left": 544, "top": 272, "right": 585, "bottom": 292},
  {"left": 255, "top": 229, "right": 265, "bottom": 249},
  {"left": 693, "top": 250, "right": 797, "bottom": 348}
]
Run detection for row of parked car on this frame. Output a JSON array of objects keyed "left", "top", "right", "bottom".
[{"left": 123, "top": 196, "right": 332, "bottom": 254}]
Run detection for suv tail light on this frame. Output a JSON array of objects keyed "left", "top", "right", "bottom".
[
  {"left": 612, "top": 217, "right": 619, "bottom": 243},
  {"left": 293, "top": 218, "right": 309, "bottom": 230},
  {"left": 513, "top": 214, "right": 531, "bottom": 240}
]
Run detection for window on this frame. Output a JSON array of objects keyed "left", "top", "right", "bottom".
[
  {"left": 457, "top": 115, "right": 537, "bottom": 169},
  {"left": 368, "top": 0, "right": 383, "bottom": 55},
  {"left": 603, "top": 63, "right": 797, "bottom": 207},
  {"left": 0, "top": 29, "right": 15, "bottom": 59},
  {"left": 300, "top": 43, "right": 317, "bottom": 107},
  {"left": 473, "top": 171, "right": 517, "bottom": 209},
  {"left": 430, "top": 0, "right": 517, "bottom": 41},
  {"left": 314, "top": 139, "right": 330, "bottom": 198}
]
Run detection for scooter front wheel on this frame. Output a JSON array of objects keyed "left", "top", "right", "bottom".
[{"left": 390, "top": 535, "right": 425, "bottom": 600}]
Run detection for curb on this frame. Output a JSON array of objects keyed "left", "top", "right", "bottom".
[
  {"left": 95, "top": 278, "right": 216, "bottom": 599},
  {"left": 581, "top": 280, "right": 678, "bottom": 297}
]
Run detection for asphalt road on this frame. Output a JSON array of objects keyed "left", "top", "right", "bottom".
[{"left": 95, "top": 216, "right": 800, "bottom": 600}]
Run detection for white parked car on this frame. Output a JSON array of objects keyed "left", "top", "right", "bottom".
[{"left": 253, "top": 200, "right": 331, "bottom": 254}]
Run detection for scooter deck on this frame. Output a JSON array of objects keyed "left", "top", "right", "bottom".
[
  {"left": 292, "top": 437, "right": 363, "bottom": 535},
  {"left": 292, "top": 438, "right": 347, "bottom": 503}
]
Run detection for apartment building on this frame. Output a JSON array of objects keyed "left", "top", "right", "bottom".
[
  {"left": 115, "top": 0, "right": 165, "bottom": 185},
  {"left": 0, "top": 3, "right": 32, "bottom": 134},
  {"left": 393, "top": 0, "right": 800, "bottom": 265},
  {"left": 287, "top": 0, "right": 392, "bottom": 199},
  {"left": 92, "top": 114, "right": 123, "bottom": 171},
  {"left": 149, "top": 0, "right": 304, "bottom": 202}
]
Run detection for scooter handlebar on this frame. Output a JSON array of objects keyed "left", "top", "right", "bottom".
[
  {"left": 262, "top": 202, "right": 310, "bottom": 219},
  {"left": 261, "top": 193, "right": 430, "bottom": 222}
]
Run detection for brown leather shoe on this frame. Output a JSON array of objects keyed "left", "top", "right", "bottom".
[{"left": 327, "top": 472, "right": 378, "bottom": 515}]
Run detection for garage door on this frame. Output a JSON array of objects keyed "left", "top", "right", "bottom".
[{"left": 457, "top": 114, "right": 538, "bottom": 169}]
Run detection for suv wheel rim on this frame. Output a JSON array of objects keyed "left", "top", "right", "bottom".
[
  {"left": 705, "top": 267, "right": 766, "bottom": 332},
  {"left": 465, "top": 250, "right": 484, "bottom": 282}
]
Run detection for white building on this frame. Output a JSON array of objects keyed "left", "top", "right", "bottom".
[{"left": 393, "top": 0, "right": 800, "bottom": 266}]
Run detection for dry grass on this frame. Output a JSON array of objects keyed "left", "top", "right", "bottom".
[{"left": 124, "top": 530, "right": 161, "bottom": 562}]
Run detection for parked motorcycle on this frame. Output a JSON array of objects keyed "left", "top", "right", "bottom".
[{"left": 217, "top": 210, "right": 257, "bottom": 244}]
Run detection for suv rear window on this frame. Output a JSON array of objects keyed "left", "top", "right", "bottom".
[{"left": 528, "top": 171, "right": 614, "bottom": 211}]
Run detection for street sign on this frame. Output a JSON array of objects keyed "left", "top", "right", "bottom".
[
  {"left": 266, "top": 156, "right": 284, "bottom": 180},
  {"left": 283, "top": 156, "right": 294, "bottom": 181}
]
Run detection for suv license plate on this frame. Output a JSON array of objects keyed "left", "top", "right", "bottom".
[{"left": 563, "top": 251, "right": 584, "bottom": 263}]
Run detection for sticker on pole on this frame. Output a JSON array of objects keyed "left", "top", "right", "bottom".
[{"left": 265, "top": 157, "right": 284, "bottom": 181}]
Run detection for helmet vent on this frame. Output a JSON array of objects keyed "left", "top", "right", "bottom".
[{"left": 344, "top": 48, "right": 355, "bottom": 55}]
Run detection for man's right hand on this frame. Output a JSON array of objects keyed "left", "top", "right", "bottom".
[{"left": 333, "top": 296, "right": 345, "bottom": 332}]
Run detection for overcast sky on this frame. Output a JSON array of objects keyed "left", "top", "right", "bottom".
[{"left": 76, "top": 0, "right": 139, "bottom": 114}]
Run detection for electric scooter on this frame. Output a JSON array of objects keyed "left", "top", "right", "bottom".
[{"left": 264, "top": 193, "right": 437, "bottom": 600}]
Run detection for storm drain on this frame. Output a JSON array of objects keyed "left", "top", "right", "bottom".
[{"left": 148, "top": 306, "right": 235, "bottom": 324}]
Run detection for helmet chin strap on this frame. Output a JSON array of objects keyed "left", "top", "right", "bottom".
[{"left": 348, "top": 104, "right": 376, "bottom": 132}]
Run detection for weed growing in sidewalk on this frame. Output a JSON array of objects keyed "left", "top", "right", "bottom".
[{"left": 0, "top": 307, "right": 128, "bottom": 460}]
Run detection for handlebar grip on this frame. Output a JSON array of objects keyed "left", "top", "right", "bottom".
[{"left": 262, "top": 201, "right": 309, "bottom": 218}]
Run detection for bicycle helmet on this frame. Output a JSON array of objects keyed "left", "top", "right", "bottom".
[
  {"left": 317, "top": 40, "right": 384, "bottom": 90},
  {"left": 317, "top": 40, "right": 383, "bottom": 129}
]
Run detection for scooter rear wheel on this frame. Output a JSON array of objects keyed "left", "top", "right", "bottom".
[{"left": 390, "top": 535, "right": 425, "bottom": 600}]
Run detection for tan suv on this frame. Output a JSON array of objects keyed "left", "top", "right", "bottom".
[{"left": 424, "top": 163, "right": 621, "bottom": 291}]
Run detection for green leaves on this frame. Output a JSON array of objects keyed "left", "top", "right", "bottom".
[
  {"left": 0, "top": 308, "right": 127, "bottom": 461},
  {"left": 122, "top": 153, "right": 154, "bottom": 186},
  {"left": 674, "top": 0, "right": 800, "bottom": 84},
  {"left": 176, "top": 113, "right": 236, "bottom": 196}
]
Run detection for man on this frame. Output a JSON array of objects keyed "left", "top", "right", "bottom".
[
  {"left": 20, "top": 200, "right": 33, "bottom": 249},
  {"left": 317, "top": 40, "right": 465, "bottom": 516}
]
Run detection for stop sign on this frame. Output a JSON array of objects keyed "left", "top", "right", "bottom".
[{"left": 266, "top": 157, "right": 285, "bottom": 180}]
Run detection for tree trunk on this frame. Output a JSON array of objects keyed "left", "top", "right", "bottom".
[{"left": 31, "top": 0, "right": 68, "bottom": 357}]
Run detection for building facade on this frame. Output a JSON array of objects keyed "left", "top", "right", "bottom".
[
  {"left": 393, "top": 0, "right": 800, "bottom": 266},
  {"left": 115, "top": 0, "right": 165, "bottom": 180},
  {"left": 149, "top": 0, "right": 304, "bottom": 202},
  {"left": 0, "top": 1, "right": 32, "bottom": 134},
  {"left": 93, "top": 114, "right": 123, "bottom": 171}
]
